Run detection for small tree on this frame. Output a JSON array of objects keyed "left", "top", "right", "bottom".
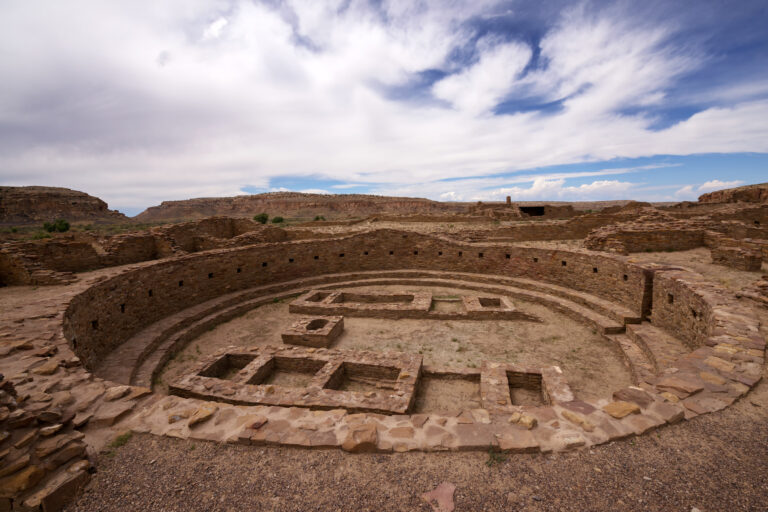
[
  {"left": 253, "top": 213, "right": 268, "bottom": 224},
  {"left": 43, "top": 219, "right": 70, "bottom": 233},
  {"left": 314, "top": 215, "right": 325, "bottom": 221},
  {"left": 271, "top": 216, "right": 284, "bottom": 224}
]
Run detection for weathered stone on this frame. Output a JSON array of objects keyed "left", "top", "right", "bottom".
[
  {"left": 421, "top": 482, "right": 456, "bottom": 512},
  {"left": 0, "top": 465, "right": 44, "bottom": 498},
  {"left": 103, "top": 385, "right": 131, "bottom": 401},
  {"left": 699, "top": 371, "right": 727, "bottom": 386},
  {"left": 124, "top": 386, "right": 152, "bottom": 401},
  {"left": 188, "top": 404, "right": 217, "bottom": 427},
  {"left": 612, "top": 387, "right": 653, "bottom": 408},
  {"left": 341, "top": 423, "right": 377, "bottom": 453},
  {"left": 389, "top": 426, "right": 415, "bottom": 439},
  {"left": 411, "top": 414, "right": 429, "bottom": 428},
  {"left": 496, "top": 429, "right": 538, "bottom": 453},
  {"left": 0, "top": 454, "right": 30, "bottom": 478},
  {"left": 22, "top": 468, "right": 89, "bottom": 512},
  {"left": 13, "top": 429, "right": 37, "bottom": 449},
  {"left": 31, "top": 359, "right": 59, "bottom": 376},
  {"left": 90, "top": 401, "right": 135, "bottom": 427},
  {"left": 39, "top": 424, "right": 63, "bottom": 437},
  {"left": 168, "top": 408, "right": 194, "bottom": 424},
  {"left": 602, "top": 401, "right": 641, "bottom": 419},
  {"left": 704, "top": 356, "right": 736, "bottom": 373},
  {"left": 656, "top": 375, "right": 703, "bottom": 396},
  {"left": 37, "top": 408, "right": 63, "bottom": 424},
  {"left": 560, "top": 409, "right": 594, "bottom": 432},
  {"left": 35, "top": 432, "right": 84, "bottom": 459},
  {"left": 43, "top": 441, "right": 86, "bottom": 471}
]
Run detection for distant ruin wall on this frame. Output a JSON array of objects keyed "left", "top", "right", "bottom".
[{"left": 63, "top": 230, "right": 650, "bottom": 368}]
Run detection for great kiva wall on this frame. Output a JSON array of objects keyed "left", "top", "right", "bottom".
[{"left": 0, "top": 183, "right": 767, "bottom": 511}]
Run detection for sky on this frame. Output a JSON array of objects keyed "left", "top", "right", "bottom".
[{"left": 0, "top": 1, "right": 767, "bottom": 216}]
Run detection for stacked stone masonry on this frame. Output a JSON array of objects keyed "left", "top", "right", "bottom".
[{"left": 1, "top": 223, "right": 765, "bottom": 511}]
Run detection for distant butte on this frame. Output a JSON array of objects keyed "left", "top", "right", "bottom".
[{"left": 0, "top": 186, "right": 127, "bottom": 225}]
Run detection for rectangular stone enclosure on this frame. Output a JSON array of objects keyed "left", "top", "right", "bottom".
[
  {"left": 170, "top": 345, "right": 422, "bottom": 414},
  {"left": 281, "top": 315, "right": 344, "bottom": 347},
  {"left": 290, "top": 289, "right": 539, "bottom": 321}
]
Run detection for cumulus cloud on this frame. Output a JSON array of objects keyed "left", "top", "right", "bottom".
[
  {"left": 0, "top": 1, "right": 765, "bottom": 212},
  {"left": 697, "top": 179, "right": 743, "bottom": 193},
  {"left": 674, "top": 179, "right": 744, "bottom": 200}
]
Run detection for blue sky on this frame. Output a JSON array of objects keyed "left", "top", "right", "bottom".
[{"left": 0, "top": 0, "right": 767, "bottom": 215}]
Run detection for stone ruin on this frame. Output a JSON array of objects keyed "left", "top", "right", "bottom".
[{"left": 0, "top": 184, "right": 767, "bottom": 511}]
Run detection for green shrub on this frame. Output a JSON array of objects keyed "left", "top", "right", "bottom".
[
  {"left": 314, "top": 215, "right": 326, "bottom": 221},
  {"left": 32, "top": 231, "right": 52, "bottom": 239},
  {"left": 10, "top": 227, "right": 17, "bottom": 233},
  {"left": 271, "top": 216, "right": 284, "bottom": 224},
  {"left": 253, "top": 213, "right": 269, "bottom": 224},
  {"left": 43, "top": 219, "right": 70, "bottom": 233}
]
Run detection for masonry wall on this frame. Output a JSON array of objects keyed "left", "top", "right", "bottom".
[
  {"left": 650, "top": 271, "right": 713, "bottom": 349},
  {"left": 64, "top": 229, "right": 651, "bottom": 368}
]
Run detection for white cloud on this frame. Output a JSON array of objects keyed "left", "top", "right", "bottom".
[
  {"left": 432, "top": 37, "right": 532, "bottom": 114},
  {"left": 697, "top": 179, "right": 743, "bottom": 194},
  {"left": 0, "top": 1, "right": 765, "bottom": 212},
  {"left": 203, "top": 17, "right": 228, "bottom": 40},
  {"left": 674, "top": 179, "right": 744, "bottom": 200},
  {"left": 299, "top": 188, "right": 330, "bottom": 194}
]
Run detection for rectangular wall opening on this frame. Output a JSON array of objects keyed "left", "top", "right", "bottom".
[
  {"left": 253, "top": 356, "right": 326, "bottom": 388},
  {"left": 324, "top": 362, "right": 400, "bottom": 393},
  {"left": 478, "top": 297, "right": 502, "bottom": 308},
  {"left": 507, "top": 370, "right": 544, "bottom": 406},
  {"left": 334, "top": 292, "right": 414, "bottom": 304},
  {"left": 411, "top": 375, "right": 481, "bottom": 413},
  {"left": 199, "top": 354, "right": 256, "bottom": 380},
  {"left": 520, "top": 206, "right": 545, "bottom": 216}
]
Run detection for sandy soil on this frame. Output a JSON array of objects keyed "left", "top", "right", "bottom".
[
  {"left": 157, "top": 285, "right": 633, "bottom": 402},
  {"left": 67, "top": 364, "right": 768, "bottom": 512}
]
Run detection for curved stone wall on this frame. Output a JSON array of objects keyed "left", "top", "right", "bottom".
[{"left": 63, "top": 230, "right": 651, "bottom": 369}]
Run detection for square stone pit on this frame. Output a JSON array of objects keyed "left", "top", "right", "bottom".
[{"left": 281, "top": 315, "right": 344, "bottom": 348}]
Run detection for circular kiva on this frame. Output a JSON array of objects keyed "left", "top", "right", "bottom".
[{"left": 62, "top": 230, "right": 764, "bottom": 453}]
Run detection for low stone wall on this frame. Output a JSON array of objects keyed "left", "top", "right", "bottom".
[
  {"left": 711, "top": 245, "right": 763, "bottom": 271},
  {"left": 649, "top": 271, "right": 714, "bottom": 350},
  {"left": 63, "top": 229, "right": 650, "bottom": 369}
]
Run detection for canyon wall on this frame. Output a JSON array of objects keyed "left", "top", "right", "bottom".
[
  {"left": 0, "top": 186, "right": 127, "bottom": 225},
  {"left": 698, "top": 182, "right": 768, "bottom": 204},
  {"left": 134, "top": 192, "right": 468, "bottom": 222}
]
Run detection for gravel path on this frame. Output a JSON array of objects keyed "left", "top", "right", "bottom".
[{"left": 67, "top": 368, "right": 768, "bottom": 512}]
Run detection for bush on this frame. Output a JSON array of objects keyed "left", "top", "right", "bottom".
[
  {"left": 271, "top": 216, "right": 284, "bottom": 224},
  {"left": 43, "top": 219, "right": 70, "bottom": 233},
  {"left": 32, "top": 231, "right": 52, "bottom": 239},
  {"left": 253, "top": 213, "right": 269, "bottom": 224},
  {"left": 314, "top": 215, "right": 326, "bottom": 221}
]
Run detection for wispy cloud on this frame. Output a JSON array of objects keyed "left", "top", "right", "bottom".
[{"left": 0, "top": 1, "right": 765, "bottom": 211}]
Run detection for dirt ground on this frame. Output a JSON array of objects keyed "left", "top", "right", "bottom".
[
  {"left": 157, "top": 285, "right": 633, "bottom": 402},
  {"left": 67, "top": 363, "right": 768, "bottom": 512}
]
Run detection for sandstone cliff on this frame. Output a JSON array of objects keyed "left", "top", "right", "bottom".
[
  {"left": 698, "top": 182, "right": 768, "bottom": 204},
  {"left": 134, "top": 192, "right": 467, "bottom": 222},
  {"left": 0, "top": 186, "right": 127, "bottom": 225}
]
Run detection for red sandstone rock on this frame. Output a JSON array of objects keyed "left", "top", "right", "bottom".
[{"left": 421, "top": 482, "right": 456, "bottom": 512}]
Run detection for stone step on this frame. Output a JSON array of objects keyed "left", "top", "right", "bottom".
[
  {"left": 626, "top": 322, "right": 691, "bottom": 372},
  {"left": 97, "top": 270, "right": 629, "bottom": 388},
  {"left": 607, "top": 334, "right": 656, "bottom": 386}
]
